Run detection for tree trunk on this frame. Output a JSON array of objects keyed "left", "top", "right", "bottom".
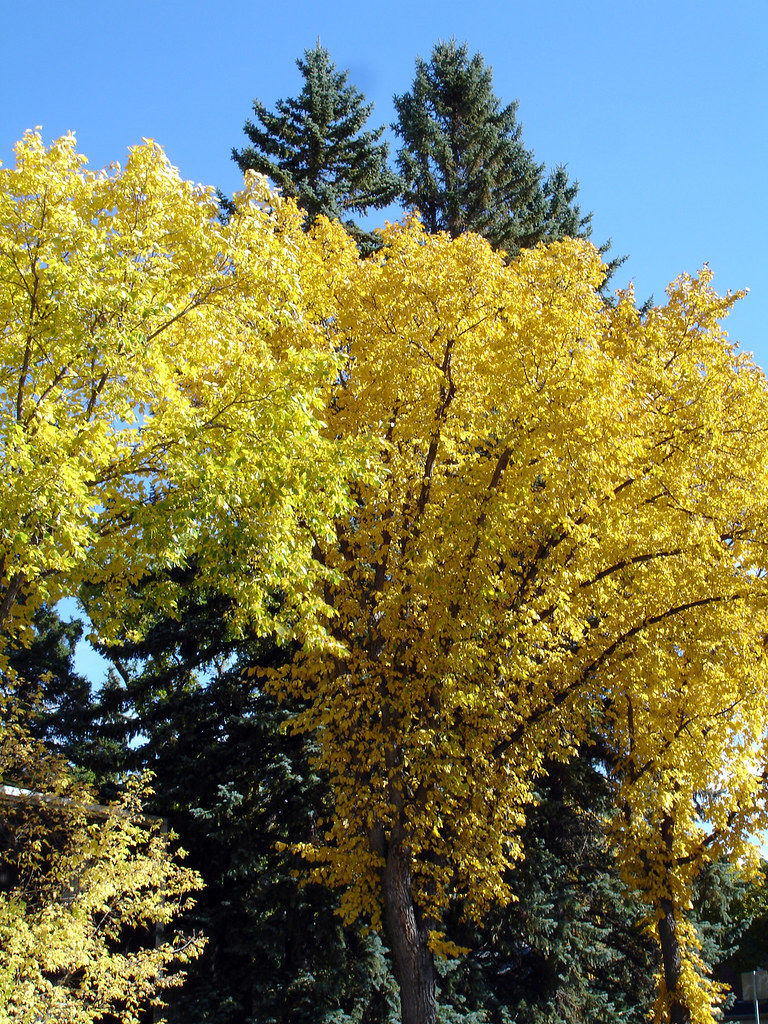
[
  {"left": 0, "top": 570, "right": 24, "bottom": 630},
  {"left": 382, "top": 826, "right": 437, "bottom": 1024},
  {"left": 657, "top": 897, "right": 690, "bottom": 1024}
]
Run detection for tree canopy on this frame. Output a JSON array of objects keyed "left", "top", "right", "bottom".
[
  {"left": 0, "top": 130, "right": 367, "bottom": 1022},
  {"left": 266, "top": 216, "right": 768, "bottom": 1024},
  {"left": 0, "top": 130, "right": 364, "bottom": 655}
]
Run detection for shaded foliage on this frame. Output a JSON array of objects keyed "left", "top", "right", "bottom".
[
  {"left": 92, "top": 587, "right": 400, "bottom": 1024},
  {"left": 435, "top": 752, "right": 659, "bottom": 1024}
]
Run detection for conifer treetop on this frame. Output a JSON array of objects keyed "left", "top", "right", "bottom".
[
  {"left": 233, "top": 43, "right": 400, "bottom": 240},
  {"left": 394, "top": 39, "right": 591, "bottom": 255}
]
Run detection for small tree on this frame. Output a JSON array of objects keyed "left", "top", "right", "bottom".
[
  {"left": 232, "top": 44, "right": 400, "bottom": 248},
  {"left": 0, "top": 704, "right": 203, "bottom": 1023}
]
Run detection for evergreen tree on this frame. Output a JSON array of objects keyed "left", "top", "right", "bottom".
[
  {"left": 436, "top": 752, "right": 659, "bottom": 1024},
  {"left": 91, "top": 583, "right": 399, "bottom": 1024},
  {"left": 233, "top": 43, "right": 400, "bottom": 249},
  {"left": 3, "top": 606, "right": 96, "bottom": 774},
  {"left": 691, "top": 858, "right": 750, "bottom": 1011},
  {"left": 393, "top": 40, "right": 592, "bottom": 256}
]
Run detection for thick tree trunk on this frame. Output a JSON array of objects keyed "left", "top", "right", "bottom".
[
  {"left": 382, "top": 826, "right": 437, "bottom": 1024},
  {"left": 658, "top": 897, "right": 690, "bottom": 1024}
]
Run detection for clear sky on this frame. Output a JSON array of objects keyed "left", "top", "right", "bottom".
[
  {"left": 2, "top": 0, "right": 765, "bottom": 679},
  {"left": 2, "top": 1, "right": 765, "bottom": 359}
]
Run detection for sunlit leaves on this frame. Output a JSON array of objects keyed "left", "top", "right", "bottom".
[
  {"left": 272, "top": 218, "right": 768, "bottom": 1024},
  {"left": 0, "top": 704, "right": 203, "bottom": 1024},
  {"left": 0, "top": 130, "right": 364, "bottom": 654}
]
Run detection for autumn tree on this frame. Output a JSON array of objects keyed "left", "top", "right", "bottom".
[
  {"left": 0, "top": 700, "right": 203, "bottom": 1023},
  {"left": 0, "top": 129, "right": 363, "bottom": 657},
  {"left": 232, "top": 43, "right": 400, "bottom": 249},
  {"left": 268, "top": 217, "right": 768, "bottom": 1024},
  {"left": 0, "top": 130, "right": 371, "bottom": 1019},
  {"left": 393, "top": 40, "right": 591, "bottom": 254}
]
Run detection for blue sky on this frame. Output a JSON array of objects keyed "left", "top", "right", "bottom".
[
  {"left": 3, "top": 1, "right": 765, "bottom": 356},
  {"left": 2, "top": 2, "right": 766, "bottom": 674}
]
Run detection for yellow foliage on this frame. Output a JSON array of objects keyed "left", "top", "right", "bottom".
[
  {"left": 650, "top": 917, "right": 730, "bottom": 1024},
  {"left": 0, "top": 704, "right": 203, "bottom": 1023},
  {"left": 3, "top": 132, "right": 767, "bottom": 1022},
  {"left": 268, "top": 216, "right": 768, "bottom": 1023},
  {"left": 0, "top": 130, "right": 365, "bottom": 655}
]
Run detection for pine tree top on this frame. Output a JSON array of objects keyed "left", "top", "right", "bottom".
[
  {"left": 233, "top": 44, "right": 400, "bottom": 240},
  {"left": 394, "top": 39, "right": 592, "bottom": 255}
]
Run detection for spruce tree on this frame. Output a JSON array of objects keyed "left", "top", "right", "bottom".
[
  {"left": 88, "top": 581, "right": 400, "bottom": 1024},
  {"left": 3, "top": 607, "right": 96, "bottom": 774},
  {"left": 436, "top": 752, "right": 659, "bottom": 1024},
  {"left": 393, "top": 40, "right": 592, "bottom": 256},
  {"left": 233, "top": 43, "right": 400, "bottom": 248}
]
